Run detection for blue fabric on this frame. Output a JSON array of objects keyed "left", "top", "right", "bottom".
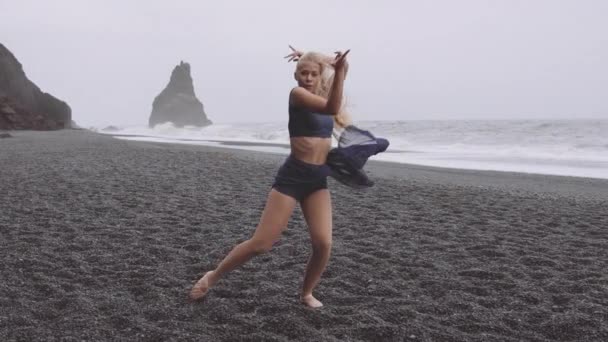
[
  {"left": 288, "top": 105, "right": 334, "bottom": 138},
  {"left": 326, "top": 125, "right": 390, "bottom": 189}
]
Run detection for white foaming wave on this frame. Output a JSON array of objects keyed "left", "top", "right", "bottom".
[
  {"left": 389, "top": 141, "right": 608, "bottom": 163},
  {"left": 365, "top": 120, "right": 608, "bottom": 179},
  {"left": 360, "top": 133, "right": 608, "bottom": 165},
  {"left": 97, "top": 122, "right": 290, "bottom": 145},
  {"left": 370, "top": 151, "right": 608, "bottom": 179},
  {"left": 114, "top": 136, "right": 290, "bottom": 155},
  {"left": 95, "top": 120, "right": 608, "bottom": 179},
  {"left": 361, "top": 120, "right": 608, "bottom": 163}
]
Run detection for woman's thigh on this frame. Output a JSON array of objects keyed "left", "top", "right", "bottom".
[{"left": 250, "top": 189, "right": 297, "bottom": 243}]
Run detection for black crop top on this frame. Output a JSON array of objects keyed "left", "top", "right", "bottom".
[{"left": 288, "top": 105, "right": 334, "bottom": 138}]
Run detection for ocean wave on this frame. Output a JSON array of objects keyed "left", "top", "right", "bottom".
[{"left": 96, "top": 119, "right": 608, "bottom": 179}]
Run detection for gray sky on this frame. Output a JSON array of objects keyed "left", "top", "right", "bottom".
[{"left": 2, "top": 0, "right": 607, "bottom": 127}]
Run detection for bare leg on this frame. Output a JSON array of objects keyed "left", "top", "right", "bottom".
[
  {"left": 190, "top": 189, "right": 296, "bottom": 300},
  {"left": 300, "top": 189, "right": 333, "bottom": 308}
]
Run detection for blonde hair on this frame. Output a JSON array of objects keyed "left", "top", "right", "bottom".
[{"left": 296, "top": 52, "right": 352, "bottom": 128}]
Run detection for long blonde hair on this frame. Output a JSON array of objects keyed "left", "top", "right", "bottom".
[{"left": 296, "top": 52, "right": 352, "bottom": 129}]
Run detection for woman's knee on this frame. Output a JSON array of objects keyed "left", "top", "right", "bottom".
[
  {"left": 246, "top": 238, "right": 275, "bottom": 254},
  {"left": 312, "top": 239, "right": 332, "bottom": 253}
]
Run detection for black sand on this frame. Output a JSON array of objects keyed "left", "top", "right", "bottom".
[{"left": 1, "top": 130, "right": 607, "bottom": 341}]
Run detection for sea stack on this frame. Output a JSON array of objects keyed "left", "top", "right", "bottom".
[
  {"left": 0, "top": 43, "right": 72, "bottom": 130},
  {"left": 149, "top": 61, "right": 212, "bottom": 128}
]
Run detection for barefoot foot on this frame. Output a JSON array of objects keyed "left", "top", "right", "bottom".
[
  {"left": 190, "top": 271, "right": 214, "bottom": 300},
  {"left": 300, "top": 294, "right": 323, "bottom": 308}
]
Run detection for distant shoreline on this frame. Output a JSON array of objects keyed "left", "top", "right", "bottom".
[
  {"left": 103, "top": 124, "right": 608, "bottom": 182},
  {"left": 95, "top": 130, "right": 608, "bottom": 201}
]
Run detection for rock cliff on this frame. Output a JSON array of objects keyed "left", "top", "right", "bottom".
[
  {"left": 0, "top": 43, "right": 71, "bottom": 130},
  {"left": 149, "top": 61, "right": 211, "bottom": 128}
]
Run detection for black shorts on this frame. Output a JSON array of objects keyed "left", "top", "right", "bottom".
[{"left": 272, "top": 155, "right": 331, "bottom": 201}]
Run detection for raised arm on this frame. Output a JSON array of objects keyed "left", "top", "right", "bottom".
[
  {"left": 319, "top": 53, "right": 349, "bottom": 78},
  {"left": 290, "top": 51, "right": 349, "bottom": 115}
]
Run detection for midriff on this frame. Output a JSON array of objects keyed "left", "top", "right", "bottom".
[{"left": 289, "top": 137, "right": 332, "bottom": 165}]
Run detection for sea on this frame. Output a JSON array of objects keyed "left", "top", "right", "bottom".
[{"left": 95, "top": 119, "right": 608, "bottom": 180}]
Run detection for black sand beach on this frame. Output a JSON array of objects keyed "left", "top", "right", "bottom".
[{"left": 1, "top": 130, "right": 607, "bottom": 341}]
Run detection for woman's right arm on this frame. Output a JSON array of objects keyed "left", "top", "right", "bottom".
[
  {"left": 320, "top": 54, "right": 349, "bottom": 78},
  {"left": 290, "top": 53, "right": 349, "bottom": 115}
]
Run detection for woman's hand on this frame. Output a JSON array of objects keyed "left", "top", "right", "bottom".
[
  {"left": 284, "top": 45, "right": 304, "bottom": 62},
  {"left": 331, "top": 49, "right": 350, "bottom": 71}
]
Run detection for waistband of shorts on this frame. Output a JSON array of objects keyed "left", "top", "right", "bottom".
[{"left": 286, "top": 155, "right": 327, "bottom": 169}]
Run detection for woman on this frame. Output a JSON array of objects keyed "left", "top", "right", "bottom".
[
  {"left": 189, "top": 48, "right": 350, "bottom": 308},
  {"left": 287, "top": 46, "right": 390, "bottom": 190}
]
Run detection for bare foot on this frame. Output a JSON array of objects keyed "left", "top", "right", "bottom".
[
  {"left": 189, "top": 271, "right": 214, "bottom": 301},
  {"left": 300, "top": 294, "right": 323, "bottom": 308}
]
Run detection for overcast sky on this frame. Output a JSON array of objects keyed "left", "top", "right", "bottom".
[{"left": 1, "top": 0, "right": 607, "bottom": 127}]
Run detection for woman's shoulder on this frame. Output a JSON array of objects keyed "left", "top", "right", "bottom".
[
  {"left": 289, "top": 87, "right": 307, "bottom": 107},
  {"left": 289, "top": 86, "right": 306, "bottom": 96}
]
